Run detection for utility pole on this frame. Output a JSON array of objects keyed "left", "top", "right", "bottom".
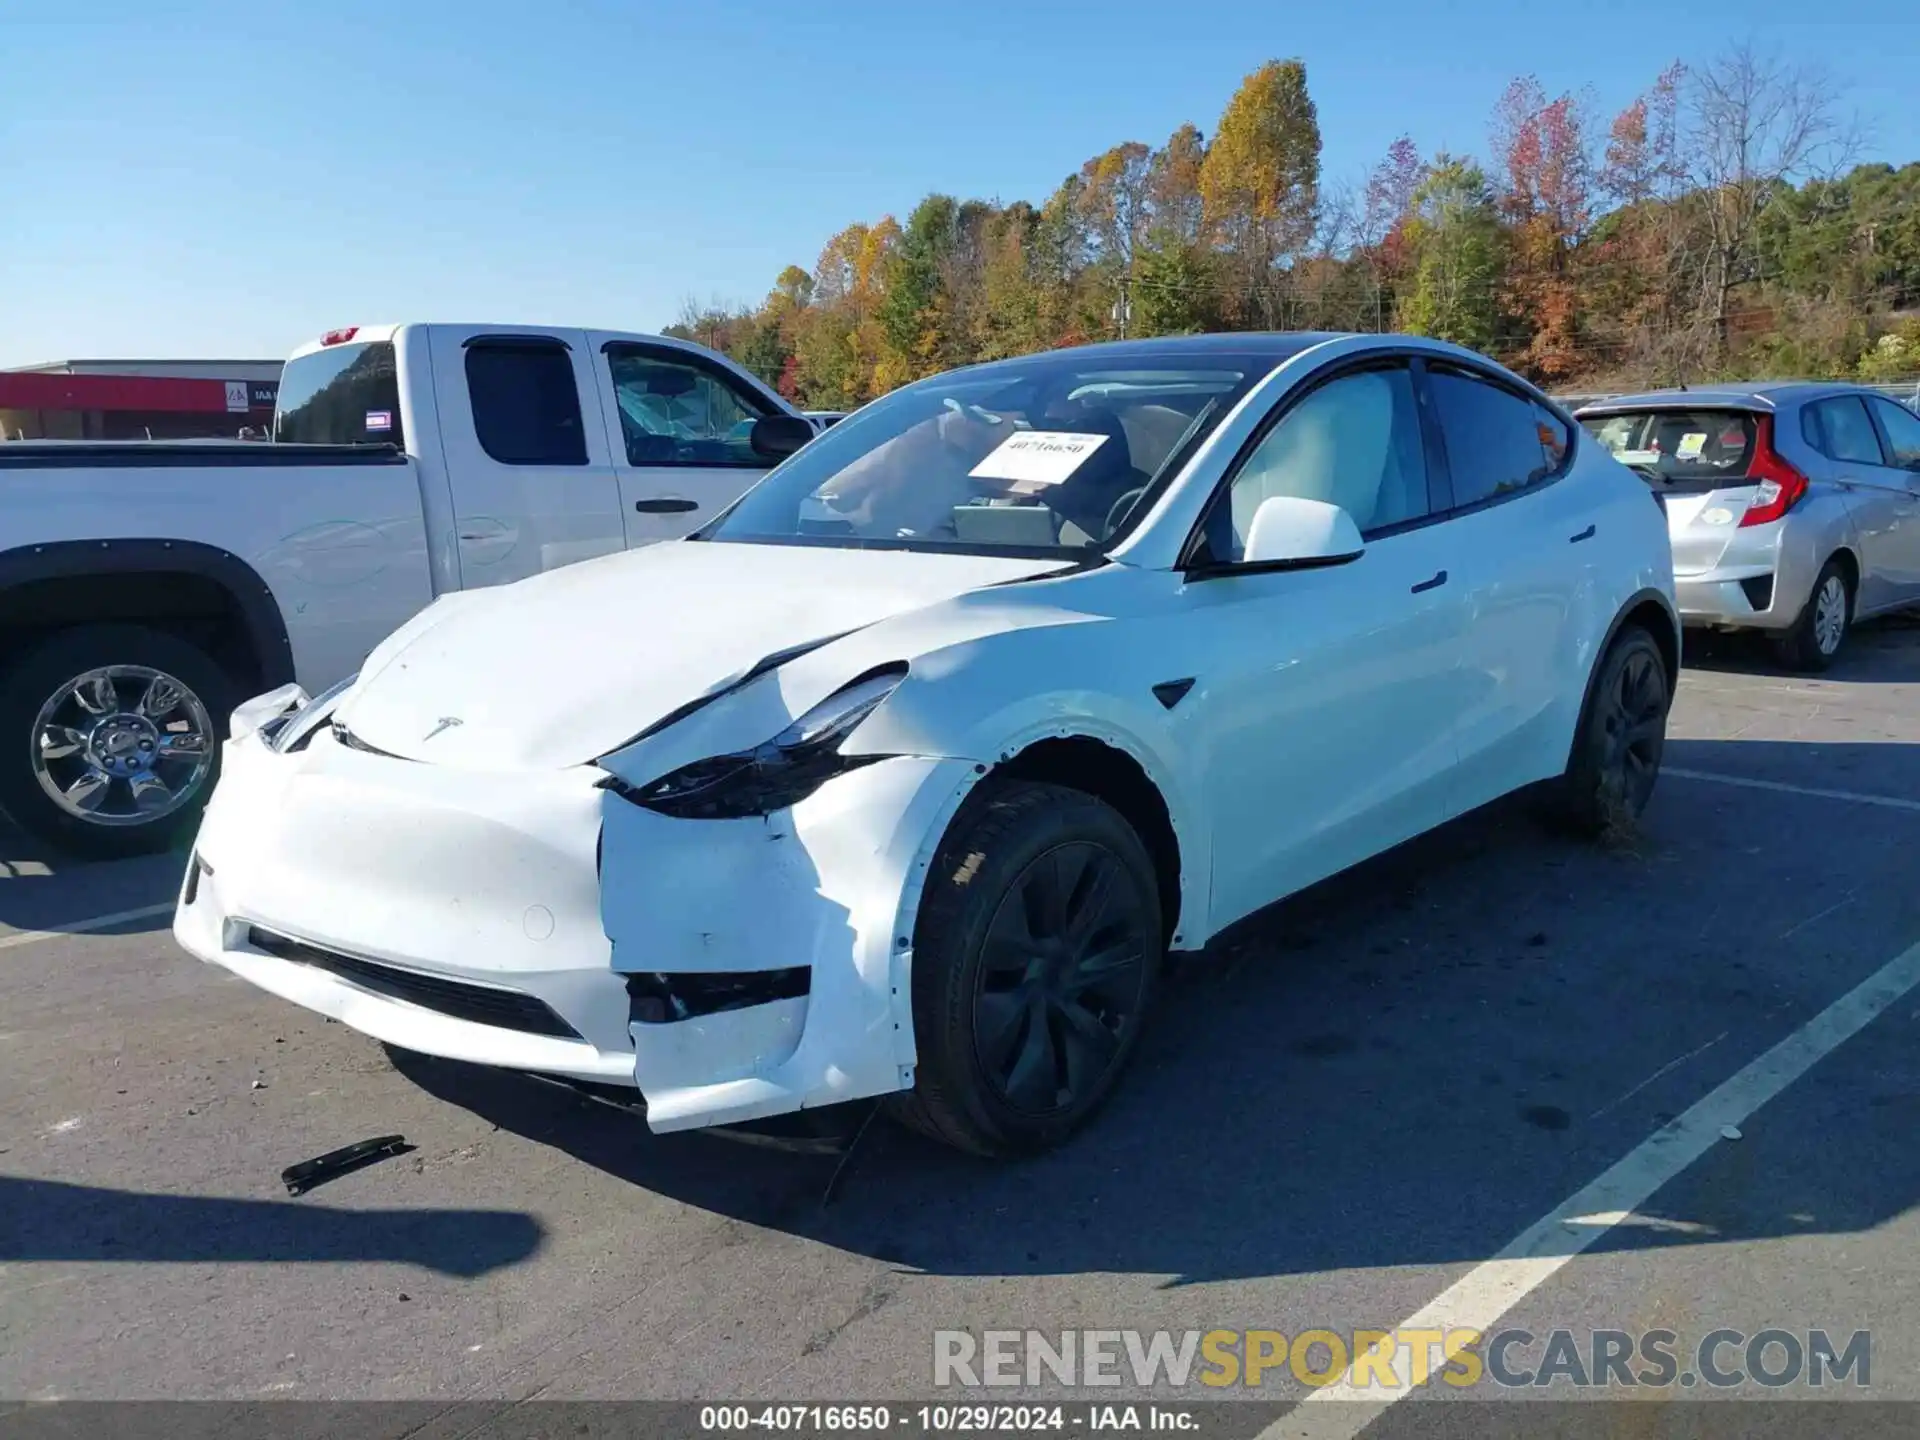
[{"left": 1112, "top": 277, "right": 1132, "bottom": 340}]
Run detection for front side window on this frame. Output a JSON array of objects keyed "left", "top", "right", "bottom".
[
  {"left": 1808, "top": 397, "right": 1884, "bottom": 466},
  {"left": 1429, "top": 366, "right": 1553, "bottom": 506},
  {"left": 1211, "top": 365, "right": 1429, "bottom": 563},
  {"left": 607, "top": 347, "right": 771, "bottom": 466},
  {"left": 1869, "top": 396, "right": 1920, "bottom": 470},
  {"left": 708, "top": 348, "right": 1281, "bottom": 555},
  {"left": 464, "top": 342, "right": 587, "bottom": 466}
]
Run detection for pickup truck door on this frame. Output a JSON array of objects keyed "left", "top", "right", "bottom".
[
  {"left": 585, "top": 335, "right": 785, "bottom": 544},
  {"left": 426, "top": 326, "right": 627, "bottom": 588}
]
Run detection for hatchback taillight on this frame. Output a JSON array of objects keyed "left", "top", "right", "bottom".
[{"left": 1740, "top": 414, "right": 1809, "bottom": 527}]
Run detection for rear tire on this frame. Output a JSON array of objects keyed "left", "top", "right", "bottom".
[
  {"left": 892, "top": 780, "right": 1163, "bottom": 1158},
  {"left": 1550, "top": 625, "right": 1670, "bottom": 838},
  {"left": 1771, "top": 558, "right": 1851, "bottom": 672},
  {"left": 0, "top": 625, "right": 239, "bottom": 860}
]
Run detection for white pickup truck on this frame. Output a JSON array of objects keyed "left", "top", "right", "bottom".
[{"left": 0, "top": 322, "right": 815, "bottom": 857}]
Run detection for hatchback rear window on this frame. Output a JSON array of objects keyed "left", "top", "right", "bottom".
[
  {"left": 1580, "top": 409, "right": 1756, "bottom": 486},
  {"left": 274, "top": 341, "right": 404, "bottom": 447}
]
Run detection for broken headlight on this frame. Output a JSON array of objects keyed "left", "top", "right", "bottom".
[
  {"left": 271, "top": 673, "right": 359, "bottom": 754},
  {"left": 603, "top": 667, "right": 904, "bottom": 820}
]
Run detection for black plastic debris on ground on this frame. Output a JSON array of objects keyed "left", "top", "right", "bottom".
[{"left": 282, "top": 1134, "right": 412, "bottom": 1196}]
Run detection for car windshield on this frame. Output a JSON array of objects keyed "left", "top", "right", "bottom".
[
  {"left": 705, "top": 352, "right": 1271, "bottom": 555},
  {"left": 1580, "top": 407, "right": 1757, "bottom": 487}
]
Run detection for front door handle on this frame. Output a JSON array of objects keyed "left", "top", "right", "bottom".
[
  {"left": 634, "top": 497, "right": 700, "bottom": 514},
  {"left": 1569, "top": 524, "right": 1597, "bottom": 543},
  {"left": 1410, "top": 569, "right": 1448, "bottom": 594}
]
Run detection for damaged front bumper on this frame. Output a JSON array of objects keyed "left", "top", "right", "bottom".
[{"left": 175, "top": 723, "right": 978, "bottom": 1132}]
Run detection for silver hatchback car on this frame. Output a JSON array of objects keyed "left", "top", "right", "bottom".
[{"left": 1575, "top": 384, "right": 1920, "bottom": 669}]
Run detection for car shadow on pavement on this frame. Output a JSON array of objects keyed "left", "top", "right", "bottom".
[
  {"left": 1683, "top": 614, "right": 1920, "bottom": 682},
  {"left": 0, "top": 818, "right": 185, "bottom": 935},
  {"left": 390, "top": 732, "right": 1920, "bottom": 1288},
  {"left": 0, "top": 1174, "right": 543, "bottom": 1277}
]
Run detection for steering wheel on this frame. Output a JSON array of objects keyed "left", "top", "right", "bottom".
[
  {"left": 1103, "top": 486, "right": 1147, "bottom": 539},
  {"left": 943, "top": 397, "right": 1006, "bottom": 427}
]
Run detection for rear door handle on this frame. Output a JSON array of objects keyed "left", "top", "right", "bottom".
[
  {"left": 1570, "top": 524, "right": 1597, "bottom": 543},
  {"left": 1410, "top": 569, "right": 1448, "bottom": 594},
  {"left": 634, "top": 497, "right": 699, "bottom": 514}
]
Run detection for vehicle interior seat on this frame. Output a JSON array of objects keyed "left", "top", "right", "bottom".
[{"left": 1225, "top": 371, "right": 1398, "bottom": 558}]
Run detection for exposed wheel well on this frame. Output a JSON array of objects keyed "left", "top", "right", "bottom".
[
  {"left": 1620, "top": 597, "right": 1680, "bottom": 691},
  {"left": 1829, "top": 547, "right": 1860, "bottom": 600},
  {"left": 0, "top": 571, "right": 268, "bottom": 690},
  {"left": 991, "top": 736, "right": 1183, "bottom": 945}
]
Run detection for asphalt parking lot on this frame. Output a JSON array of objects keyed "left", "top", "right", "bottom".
[{"left": 5, "top": 622, "right": 1920, "bottom": 1427}]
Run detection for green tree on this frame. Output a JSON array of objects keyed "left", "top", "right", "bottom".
[
  {"left": 733, "top": 314, "right": 790, "bottom": 388},
  {"left": 1398, "top": 156, "right": 1504, "bottom": 351},
  {"left": 1131, "top": 243, "right": 1217, "bottom": 336},
  {"left": 880, "top": 194, "right": 964, "bottom": 379}
]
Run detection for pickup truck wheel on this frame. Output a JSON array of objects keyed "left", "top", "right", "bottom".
[
  {"left": 892, "top": 780, "right": 1162, "bottom": 1158},
  {"left": 0, "top": 625, "right": 239, "bottom": 859}
]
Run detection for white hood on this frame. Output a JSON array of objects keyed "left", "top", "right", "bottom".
[{"left": 335, "top": 541, "right": 1067, "bottom": 769}]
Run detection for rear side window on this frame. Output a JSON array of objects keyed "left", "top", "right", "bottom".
[
  {"left": 1535, "top": 403, "right": 1571, "bottom": 470},
  {"left": 274, "top": 342, "right": 404, "bottom": 447},
  {"left": 1580, "top": 408, "right": 1755, "bottom": 484},
  {"left": 464, "top": 342, "right": 587, "bottom": 466},
  {"left": 1427, "top": 367, "right": 1553, "bottom": 506},
  {"left": 1806, "top": 397, "right": 1883, "bottom": 466},
  {"left": 1868, "top": 396, "right": 1920, "bottom": 470}
]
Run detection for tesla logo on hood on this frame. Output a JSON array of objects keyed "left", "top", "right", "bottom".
[{"left": 421, "top": 716, "right": 463, "bottom": 742}]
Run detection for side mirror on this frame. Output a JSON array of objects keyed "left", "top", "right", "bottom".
[
  {"left": 749, "top": 414, "right": 816, "bottom": 462},
  {"left": 1241, "top": 495, "right": 1365, "bottom": 567}
]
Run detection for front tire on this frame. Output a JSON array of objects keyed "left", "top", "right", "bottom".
[
  {"left": 0, "top": 625, "right": 239, "bottom": 859},
  {"left": 893, "top": 780, "right": 1163, "bottom": 1158},
  {"left": 1772, "top": 558, "right": 1851, "bottom": 672},
  {"left": 1552, "top": 625, "right": 1670, "bottom": 838}
]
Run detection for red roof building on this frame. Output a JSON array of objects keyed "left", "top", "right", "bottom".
[{"left": 0, "top": 359, "right": 283, "bottom": 441}]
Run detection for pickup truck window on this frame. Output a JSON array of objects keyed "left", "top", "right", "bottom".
[
  {"left": 606, "top": 343, "right": 770, "bottom": 467},
  {"left": 465, "top": 340, "right": 588, "bottom": 466},
  {"left": 274, "top": 341, "right": 405, "bottom": 447}
]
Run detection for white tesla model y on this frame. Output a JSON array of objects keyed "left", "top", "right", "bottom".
[{"left": 176, "top": 333, "right": 1678, "bottom": 1156}]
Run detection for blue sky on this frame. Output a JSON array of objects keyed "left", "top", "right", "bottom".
[{"left": 4, "top": 0, "right": 1914, "bottom": 366}]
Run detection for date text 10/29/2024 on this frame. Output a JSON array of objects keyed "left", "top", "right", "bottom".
[{"left": 699, "top": 1405, "right": 1195, "bottom": 1432}]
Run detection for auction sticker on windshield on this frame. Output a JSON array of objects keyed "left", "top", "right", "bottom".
[{"left": 970, "top": 431, "right": 1109, "bottom": 490}]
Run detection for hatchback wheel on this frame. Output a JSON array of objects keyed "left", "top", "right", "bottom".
[
  {"left": 894, "top": 779, "right": 1162, "bottom": 1157},
  {"left": 0, "top": 625, "right": 238, "bottom": 859},
  {"left": 1773, "top": 559, "right": 1851, "bottom": 672},
  {"left": 1553, "top": 625, "right": 1670, "bottom": 837}
]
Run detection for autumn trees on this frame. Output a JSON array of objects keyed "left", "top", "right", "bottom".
[{"left": 669, "top": 50, "right": 1908, "bottom": 408}]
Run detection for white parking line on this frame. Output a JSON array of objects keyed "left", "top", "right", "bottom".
[
  {"left": 1258, "top": 936, "right": 1920, "bottom": 1439},
  {"left": 0, "top": 902, "right": 175, "bottom": 951},
  {"left": 1665, "top": 765, "right": 1920, "bottom": 814}
]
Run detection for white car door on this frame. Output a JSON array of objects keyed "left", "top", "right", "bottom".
[
  {"left": 1182, "top": 360, "right": 1472, "bottom": 931},
  {"left": 1420, "top": 362, "right": 1595, "bottom": 806},
  {"left": 586, "top": 336, "right": 786, "bottom": 545},
  {"left": 427, "top": 327, "right": 627, "bottom": 587}
]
